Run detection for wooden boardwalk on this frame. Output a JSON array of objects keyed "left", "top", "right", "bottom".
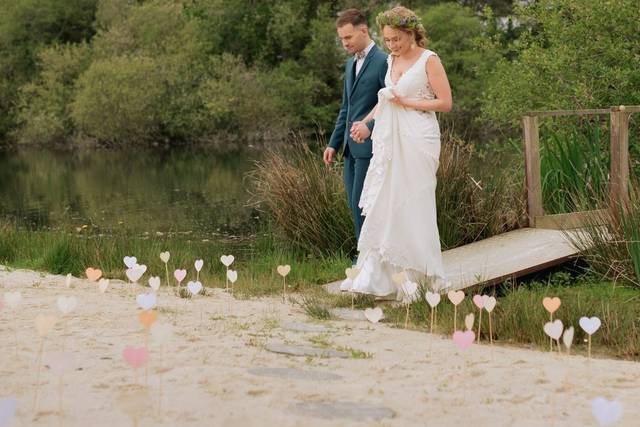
[{"left": 325, "top": 227, "right": 584, "bottom": 293}]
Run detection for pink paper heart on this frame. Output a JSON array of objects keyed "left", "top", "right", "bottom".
[
  {"left": 452, "top": 330, "right": 475, "bottom": 350},
  {"left": 173, "top": 269, "right": 187, "bottom": 283},
  {"left": 122, "top": 346, "right": 149, "bottom": 369},
  {"left": 472, "top": 294, "right": 484, "bottom": 309}
]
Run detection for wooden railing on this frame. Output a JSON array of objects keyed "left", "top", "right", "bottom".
[{"left": 522, "top": 105, "right": 639, "bottom": 229}]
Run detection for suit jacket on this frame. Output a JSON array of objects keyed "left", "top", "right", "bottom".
[{"left": 328, "top": 44, "right": 388, "bottom": 159}]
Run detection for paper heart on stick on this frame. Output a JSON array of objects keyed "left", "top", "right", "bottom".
[
  {"left": 35, "top": 315, "right": 57, "bottom": 337},
  {"left": 277, "top": 265, "right": 291, "bottom": 277},
  {"left": 194, "top": 259, "right": 203, "bottom": 272},
  {"left": 138, "top": 310, "right": 158, "bottom": 329},
  {"left": 544, "top": 319, "right": 563, "bottom": 340},
  {"left": 425, "top": 291, "right": 441, "bottom": 308},
  {"left": 148, "top": 276, "right": 161, "bottom": 292},
  {"left": 563, "top": 326, "right": 574, "bottom": 350},
  {"left": 136, "top": 293, "right": 156, "bottom": 311},
  {"left": 0, "top": 397, "right": 17, "bottom": 427},
  {"left": 543, "top": 297, "right": 561, "bottom": 314},
  {"left": 483, "top": 295, "right": 497, "bottom": 312},
  {"left": 4, "top": 291, "right": 21, "bottom": 309},
  {"left": 174, "top": 269, "right": 187, "bottom": 283},
  {"left": 464, "top": 313, "right": 474, "bottom": 331},
  {"left": 65, "top": 273, "right": 72, "bottom": 288},
  {"left": 220, "top": 255, "right": 234, "bottom": 267},
  {"left": 364, "top": 307, "right": 383, "bottom": 323},
  {"left": 123, "top": 256, "right": 137, "bottom": 269},
  {"left": 452, "top": 330, "right": 475, "bottom": 350},
  {"left": 98, "top": 278, "right": 109, "bottom": 293},
  {"left": 187, "top": 281, "right": 203, "bottom": 296},
  {"left": 447, "top": 290, "right": 464, "bottom": 306},
  {"left": 579, "top": 316, "right": 601, "bottom": 335},
  {"left": 345, "top": 267, "right": 360, "bottom": 280},
  {"left": 85, "top": 267, "right": 102, "bottom": 282},
  {"left": 122, "top": 346, "right": 149, "bottom": 369},
  {"left": 57, "top": 296, "right": 77, "bottom": 315},
  {"left": 591, "top": 397, "right": 623, "bottom": 426},
  {"left": 159, "top": 251, "right": 170, "bottom": 263},
  {"left": 472, "top": 294, "right": 484, "bottom": 309},
  {"left": 126, "top": 265, "right": 146, "bottom": 283},
  {"left": 227, "top": 270, "right": 238, "bottom": 283}
]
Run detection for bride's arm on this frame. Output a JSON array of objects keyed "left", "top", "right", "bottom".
[{"left": 392, "top": 56, "right": 452, "bottom": 112}]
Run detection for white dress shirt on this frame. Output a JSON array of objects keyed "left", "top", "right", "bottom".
[{"left": 355, "top": 41, "right": 375, "bottom": 77}]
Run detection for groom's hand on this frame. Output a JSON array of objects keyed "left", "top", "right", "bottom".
[
  {"left": 323, "top": 147, "right": 336, "bottom": 165},
  {"left": 350, "top": 121, "right": 371, "bottom": 144}
]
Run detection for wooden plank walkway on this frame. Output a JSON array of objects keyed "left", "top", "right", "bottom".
[{"left": 325, "top": 227, "right": 584, "bottom": 294}]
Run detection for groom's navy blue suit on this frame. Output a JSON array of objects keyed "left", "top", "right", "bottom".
[{"left": 329, "top": 44, "right": 388, "bottom": 243}]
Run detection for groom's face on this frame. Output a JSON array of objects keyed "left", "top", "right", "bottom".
[{"left": 337, "top": 24, "right": 368, "bottom": 55}]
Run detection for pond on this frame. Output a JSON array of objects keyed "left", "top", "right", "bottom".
[{"left": 0, "top": 148, "right": 261, "bottom": 240}]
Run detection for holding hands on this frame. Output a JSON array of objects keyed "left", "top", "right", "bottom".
[{"left": 350, "top": 121, "right": 371, "bottom": 144}]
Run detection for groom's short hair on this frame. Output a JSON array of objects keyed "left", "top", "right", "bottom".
[{"left": 336, "top": 9, "right": 367, "bottom": 28}]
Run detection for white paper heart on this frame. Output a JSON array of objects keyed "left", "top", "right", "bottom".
[
  {"left": 345, "top": 267, "right": 360, "bottom": 280},
  {"left": 4, "top": 291, "right": 22, "bottom": 309},
  {"left": 136, "top": 293, "right": 157, "bottom": 310},
  {"left": 563, "top": 326, "right": 574, "bottom": 350},
  {"left": 98, "top": 278, "right": 109, "bottom": 293},
  {"left": 220, "top": 255, "right": 234, "bottom": 267},
  {"left": 544, "top": 319, "right": 563, "bottom": 340},
  {"left": 160, "top": 251, "right": 170, "bottom": 263},
  {"left": 148, "top": 276, "right": 161, "bottom": 292},
  {"left": 65, "top": 273, "right": 72, "bottom": 288},
  {"left": 174, "top": 269, "right": 187, "bottom": 283},
  {"left": 483, "top": 295, "right": 497, "bottom": 312},
  {"left": 425, "top": 291, "right": 441, "bottom": 308},
  {"left": 187, "top": 281, "right": 203, "bottom": 296},
  {"left": 194, "top": 259, "right": 203, "bottom": 272},
  {"left": 0, "top": 397, "right": 17, "bottom": 427},
  {"left": 447, "top": 290, "right": 464, "bottom": 306},
  {"left": 591, "top": 397, "right": 623, "bottom": 426},
  {"left": 579, "top": 316, "right": 601, "bottom": 335},
  {"left": 464, "top": 313, "right": 475, "bottom": 331},
  {"left": 57, "top": 296, "right": 77, "bottom": 315},
  {"left": 227, "top": 270, "right": 238, "bottom": 283},
  {"left": 126, "top": 264, "right": 147, "bottom": 283},
  {"left": 123, "top": 256, "right": 137, "bottom": 269},
  {"left": 151, "top": 323, "right": 174, "bottom": 345},
  {"left": 364, "top": 307, "right": 383, "bottom": 323},
  {"left": 277, "top": 265, "right": 291, "bottom": 277},
  {"left": 339, "top": 278, "right": 353, "bottom": 291}
]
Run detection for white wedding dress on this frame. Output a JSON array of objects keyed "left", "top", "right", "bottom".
[{"left": 345, "top": 49, "right": 445, "bottom": 297}]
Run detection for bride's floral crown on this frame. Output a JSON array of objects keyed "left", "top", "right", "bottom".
[{"left": 376, "top": 11, "right": 424, "bottom": 32}]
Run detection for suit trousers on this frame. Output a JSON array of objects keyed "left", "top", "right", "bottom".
[{"left": 343, "top": 153, "right": 371, "bottom": 243}]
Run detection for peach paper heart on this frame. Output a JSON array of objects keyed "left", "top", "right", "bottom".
[
  {"left": 85, "top": 267, "right": 102, "bottom": 282},
  {"left": 138, "top": 310, "right": 158, "bottom": 329},
  {"left": 543, "top": 297, "right": 561, "bottom": 314},
  {"left": 447, "top": 290, "right": 464, "bottom": 306},
  {"left": 277, "top": 265, "right": 291, "bottom": 277},
  {"left": 160, "top": 251, "right": 170, "bottom": 263}
]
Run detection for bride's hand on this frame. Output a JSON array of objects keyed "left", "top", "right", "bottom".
[
  {"left": 350, "top": 121, "right": 371, "bottom": 144},
  {"left": 390, "top": 90, "right": 407, "bottom": 107}
]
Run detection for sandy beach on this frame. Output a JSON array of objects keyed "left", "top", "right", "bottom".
[{"left": 1, "top": 265, "right": 638, "bottom": 426}]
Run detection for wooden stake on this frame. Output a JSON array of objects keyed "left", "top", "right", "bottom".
[
  {"left": 282, "top": 277, "right": 287, "bottom": 304},
  {"left": 488, "top": 312, "right": 493, "bottom": 345},
  {"left": 404, "top": 304, "right": 410, "bottom": 329},
  {"left": 476, "top": 308, "right": 483, "bottom": 343},
  {"left": 453, "top": 305, "right": 457, "bottom": 332}
]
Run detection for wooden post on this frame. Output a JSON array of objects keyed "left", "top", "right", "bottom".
[
  {"left": 523, "top": 115, "right": 543, "bottom": 227},
  {"left": 610, "top": 107, "right": 630, "bottom": 212}
]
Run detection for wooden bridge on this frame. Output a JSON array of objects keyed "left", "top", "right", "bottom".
[{"left": 327, "top": 105, "right": 639, "bottom": 293}]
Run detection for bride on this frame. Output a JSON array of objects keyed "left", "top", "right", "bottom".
[{"left": 344, "top": 6, "right": 452, "bottom": 298}]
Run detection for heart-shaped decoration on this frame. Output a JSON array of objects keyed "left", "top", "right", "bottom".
[
  {"left": 57, "top": 296, "right": 77, "bottom": 315},
  {"left": 194, "top": 259, "right": 204, "bottom": 272},
  {"left": 464, "top": 313, "right": 475, "bottom": 331},
  {"left": 148, "top": 276, "right": 161, "bottom": 292},
  {"left": 452, "top": 330, "right": 475, "bottom": 350},
  {"left": 159, "top": 251, "right": 170, "bottom": 263},
  {"left": 151, "top": 323, "right": 174, "bottom": 345},
  {"left": 220, "top": 255, "right": 235, "bottom": 267},
  {"left": 187, "top": 281, "right": 203, "bottom": 296},
  {"left": 591, "top": 397, "right": 624, "bottom": 426},
  {"left": 472, "top": 294, "right": 485, "bottom": 309},
  {"left": 35, "top": 315, "right": 57, "bottom": 337},
  {"left": 138, "top": 310, "right": 158, "bottom": 329},
  {"left": 126, "top": 264, "right": 147, "bottom": 283},
  {"left": 542, "top": 297, "right": 561, "bottom": 314},
  {"left": 425, "top": 291, "right": 441, "bottom": 308},
  {"left": 364, "top": 307, "right": 383, "bottom": 323},
  {"left": 563, "top": 326, "right": 574, "bottom": 350},
  {"left": 483, "top": 295, "right": 497, "bottom": 312},
  {"left": 339, "top": 278, "right": 353, "bottom": 291},
  {"left": 4, "top": 291, "right": 22, "bottom": 309},
  {"left": 400, "top": 281, "right": 419, "bottom": 304},
  {"left": 136, "top": 293, "right": 157, "bottom": 311},
  {"left": 98, "top": 278, "right": 109, "bottom": 293},
  {"left": 65, "top": 273, "right": 72, "bottom": 288},
  {"left": 447, "top": 290, "right": 464, "bottom": 306},
  {"left": 123, "top": 256, "right": 138, "bottom": 269},
  {"left": 85, "top": 267, "right": 102, "bottom": 282},
  {"left": 122, "top": 346, "right": 149, "bottom": 369},
  {"left": 227, "top": 270, "right": 238, "bottom": 283},
  {"left": 579, "top": 316, "right": 601, "bottom": 335},
  {"left": 174, "top": 269, "right": 187, "bottom": 283},
  {"left": 0, "top": 397, "right": 17, "bottom": 427},
  {"left": 391, "top": 271, "right": 406, "bottom": 285},
  {"left": 44, "top": 351, "right": 75, "bottom": 375},
  {"left": 544, "top": 319, "right": 563, "bottom": 340},
  {"left": 277, "top": 265, "right": 291, "bottom": 277},
  {"left": 345, "top": 267, "right": 360, "bottom": 280}
]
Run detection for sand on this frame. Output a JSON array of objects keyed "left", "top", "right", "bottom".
[{"left": 1, "top": 265, "right": 638, "bottom": 427}]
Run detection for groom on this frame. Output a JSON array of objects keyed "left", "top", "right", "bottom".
[{"left": 323, "top": 9, "right": 387, "bottom": 255}]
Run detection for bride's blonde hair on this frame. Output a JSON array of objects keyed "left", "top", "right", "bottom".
[{"left": 376, "top": 6, "right": 427, "bottom": 48}]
